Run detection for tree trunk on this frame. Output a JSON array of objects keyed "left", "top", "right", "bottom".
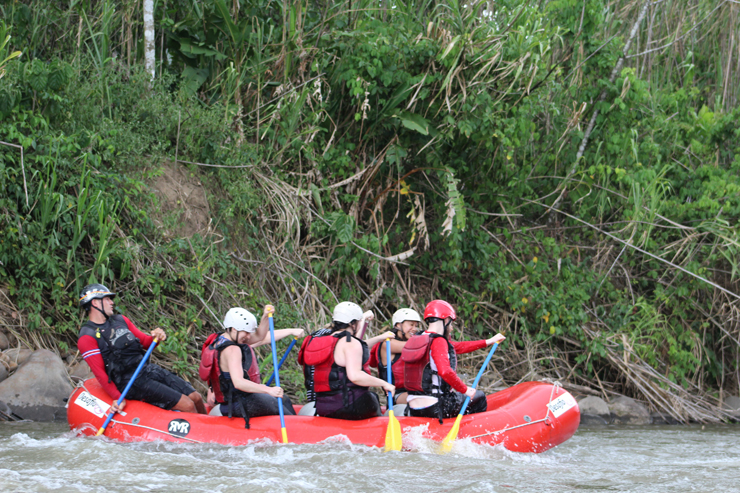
[{"left": 144, "top": 0, "right": 155, "bottom": 79}]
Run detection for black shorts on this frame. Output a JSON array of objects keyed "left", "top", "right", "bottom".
[
  {"left": 220, "top": 393, "right": 296, "bottom": 418},
  {"left": 316, "top": 387, "right": 381, "bottom": 420},
  {"left": 124, "top": 364, "right": 196, "bottom": 410},
  {"left": 407, "top": 390, "right": 487, "bottom": 421}
]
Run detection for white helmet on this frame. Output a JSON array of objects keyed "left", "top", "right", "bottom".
[
  {"left": 333, "top": 302, "right": 364, "bottom": 324},
  {"left": 392, "top": 308, "right": 421, "bottom": 327},
  {"left": 223, "top": 308, "right": 258, "bottom": 332}
]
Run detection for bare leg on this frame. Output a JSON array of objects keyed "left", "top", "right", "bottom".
[
  {"left": 172, "top": 394, "right": 196, "bottom": 413},
  {"left": 189, "top": 391, "right": 207, "bottom": 414}
]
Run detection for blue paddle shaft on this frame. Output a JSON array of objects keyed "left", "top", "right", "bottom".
[
  {"left": 100, "top": 339, "right": 158, "bottom": 431},
  {"left": 268, "top": 314, "right": 286, "bottom": 429},
  {"left": 386, "top": 340, "right": 393, "bottom": 386},
  {"left": 266, "top": 337, "right": 298, "bottom": 386},
  {"left": 386, "top": 339, "right": 393, "bottom": 405},
  {"left": 458, "top": 342, "right": 498, "bottom": 416}
]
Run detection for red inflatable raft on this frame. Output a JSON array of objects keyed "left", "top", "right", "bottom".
[{"left": 67, "top": 379, "right": 579, "bottom": 453}]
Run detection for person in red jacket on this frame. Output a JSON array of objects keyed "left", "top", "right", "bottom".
[
  {"left": 77, "top": 284, "right": 205, "bottom": 414},
  {"left": 401, "top": 299, "right": 505, "bottom": 423},
  {"left": 369, "top": 308, "right": 421, "bottom": 405}
]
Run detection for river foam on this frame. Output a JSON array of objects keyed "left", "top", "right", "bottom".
[{"left": 3, "top": 422, "right": 740, "bottom": 492}]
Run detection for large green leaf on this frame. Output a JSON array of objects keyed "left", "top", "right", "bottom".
[
  {"left": 181, "top": 66, "right": 210, "bottom": 97},
  {"left": 178, "top": 39, "right": 226, "bottom": 60},
  {"left": 28, "top": 71, "right": 47, "bottom": 93},
  {"left": 394, "top": 111, "right": 430, "bottom": 135},
  {"left": 213, "top": 0, "right": 242, "bottom": 44},
  {"left": 0, "top": 87, "right": 17, "bottom": 114},
  {"left": 47, "top": 62, "right": 71, "bottom": 92},
  {"left": 329, "top": 212, "right": 355, "bottom": 243}
]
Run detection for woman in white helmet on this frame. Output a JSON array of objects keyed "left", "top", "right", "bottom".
[
  {"left": 298, "top": 302, "right": 395, "bottom": 420},
  {"left": 200, "top": 305, "right": 302, "bottom": 426},
  {"left": 368, "top": 308, "right": 421, "bottom": 405}
]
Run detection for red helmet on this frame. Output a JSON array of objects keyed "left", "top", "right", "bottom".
[{"left": 423, "top": 300, "right": 456, "bottom": 321}]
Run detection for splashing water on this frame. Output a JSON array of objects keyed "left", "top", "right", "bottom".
[{"left": 2, "top": 422, "right": 740, "bottom": 492}]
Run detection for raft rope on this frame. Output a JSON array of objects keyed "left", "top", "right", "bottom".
[
  {"left": 76, "top": 380, "right": 204, "bottom": 444},
  {"left": 109, "top": 418, "right": 204, "bottom": 444},
  {"left": 467, "top": 382, "right": 561, "bottom": 441}
]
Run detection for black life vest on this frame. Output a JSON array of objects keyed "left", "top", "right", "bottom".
[
  {"left": 79, "top": 315, "right": 144, "bottom": 389},
  {"left": 401, "top": 332, "right": 457, "bottom": 397},
  {"left": 298, "top": 331, "right": 370, "bottom": 396},
  {"left": 199, "top": 333, "right": 260, "bottom": 404},
  {"left": 212, "top": 336, "right": 262, "bottom": 429},
  {"left": 369, "top": 340, "right": 405, "bottom": 390}
]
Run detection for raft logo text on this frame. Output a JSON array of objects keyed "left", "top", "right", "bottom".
[
  {"left": 547, "top": 393, "right": 577, "bottom": 418},
  {"left": 168, "top": 419, "right": 191, "bottom": 437},
  {"left": 74, "top": 392, "right": 111, "bottom": 418}
]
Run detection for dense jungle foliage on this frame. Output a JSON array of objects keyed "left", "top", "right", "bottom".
[{"left": 1, "top": 0, "right": 739, "bottom": 421}]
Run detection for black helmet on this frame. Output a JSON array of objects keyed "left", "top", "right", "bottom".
[{"left": 78, "top": 283, "right": 116, "bottom": 308}]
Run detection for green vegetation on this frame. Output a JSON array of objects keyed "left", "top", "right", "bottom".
[{"left": 1, "top": 0, "right": 739, "bottom": 421}]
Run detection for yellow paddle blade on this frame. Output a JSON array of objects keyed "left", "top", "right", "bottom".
[
  {"left": 384, "top": 410, "right": 402, "bottom": 452},
  {"left": 439, "top": 414, "right": 463, "bottom": 453},
  {"left": 281, "top": 427, "right": 289, "bottom": 444},
  {"left": 95, "top": 427, "right": 105, "bottom": 437}
]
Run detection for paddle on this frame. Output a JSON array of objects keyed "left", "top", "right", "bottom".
[
  {"left": 96, "top": 339, "right": 158, "bottom": 436},
  {"left": 267, "top": 312, "right": 289, "bottom": 444},
  {"left": 384, "top": 338, "right": 402, "bottom": 452},
  {"left": 439, "top": 342, "right": 499, "bottom": 453},
  {"left": 264, "top": 336, "right": 299, "bottom": 386}
]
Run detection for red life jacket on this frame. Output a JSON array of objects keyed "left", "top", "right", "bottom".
[
  {"left": 369, "top": 340, "right": 405, "bottom": 390},
  {"left": 199, "top": 333, "right": 224, "bottom": 402},
  {"left": 298, "top": 331, "right": 370, "bottom": 394},
  {"left": 401, "top": 332, "right": 456, "bottom": 396},
  {"left": 199, "top": 334, "right": 260, "bottom": 403}
]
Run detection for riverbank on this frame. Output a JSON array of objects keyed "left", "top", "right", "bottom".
[{"left": 3, "top": 0, "right": 740, "bottom": 430}]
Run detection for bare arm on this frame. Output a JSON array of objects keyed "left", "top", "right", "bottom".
[
  {"left": 222, "top": 346, "right": 283, "bottom": 397},
  {"left": 389, "top": 339, "right": 406, "bottom": 353},
  {"left": 251, "top": 305, "right": 274, "bottom": 347},
  {"left": 380, "top": 338, "right": 407, "bottom": 366},
  {"left": 356, "top": 310, "right": 374, "bottom": 339},
  {"left": 364, "top": 331, "right": 395, "bottom": 348},
  {"left": 251, "top": 328, "right": 305, "bottom": 348},
  {"left": 337, "top": 338, "right": 394, "bottom": 393}
]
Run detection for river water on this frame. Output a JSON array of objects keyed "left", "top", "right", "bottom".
[{"left": 1, "top": 422, "right": 739, "bottom": 492}]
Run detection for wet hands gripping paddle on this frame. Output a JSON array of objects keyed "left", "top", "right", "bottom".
[
  {"left": 439, "top": 342, "right": 499, "bottom": 453},
  {"left": 96, "top": 339, "right": 158, "bottom": 436}
]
